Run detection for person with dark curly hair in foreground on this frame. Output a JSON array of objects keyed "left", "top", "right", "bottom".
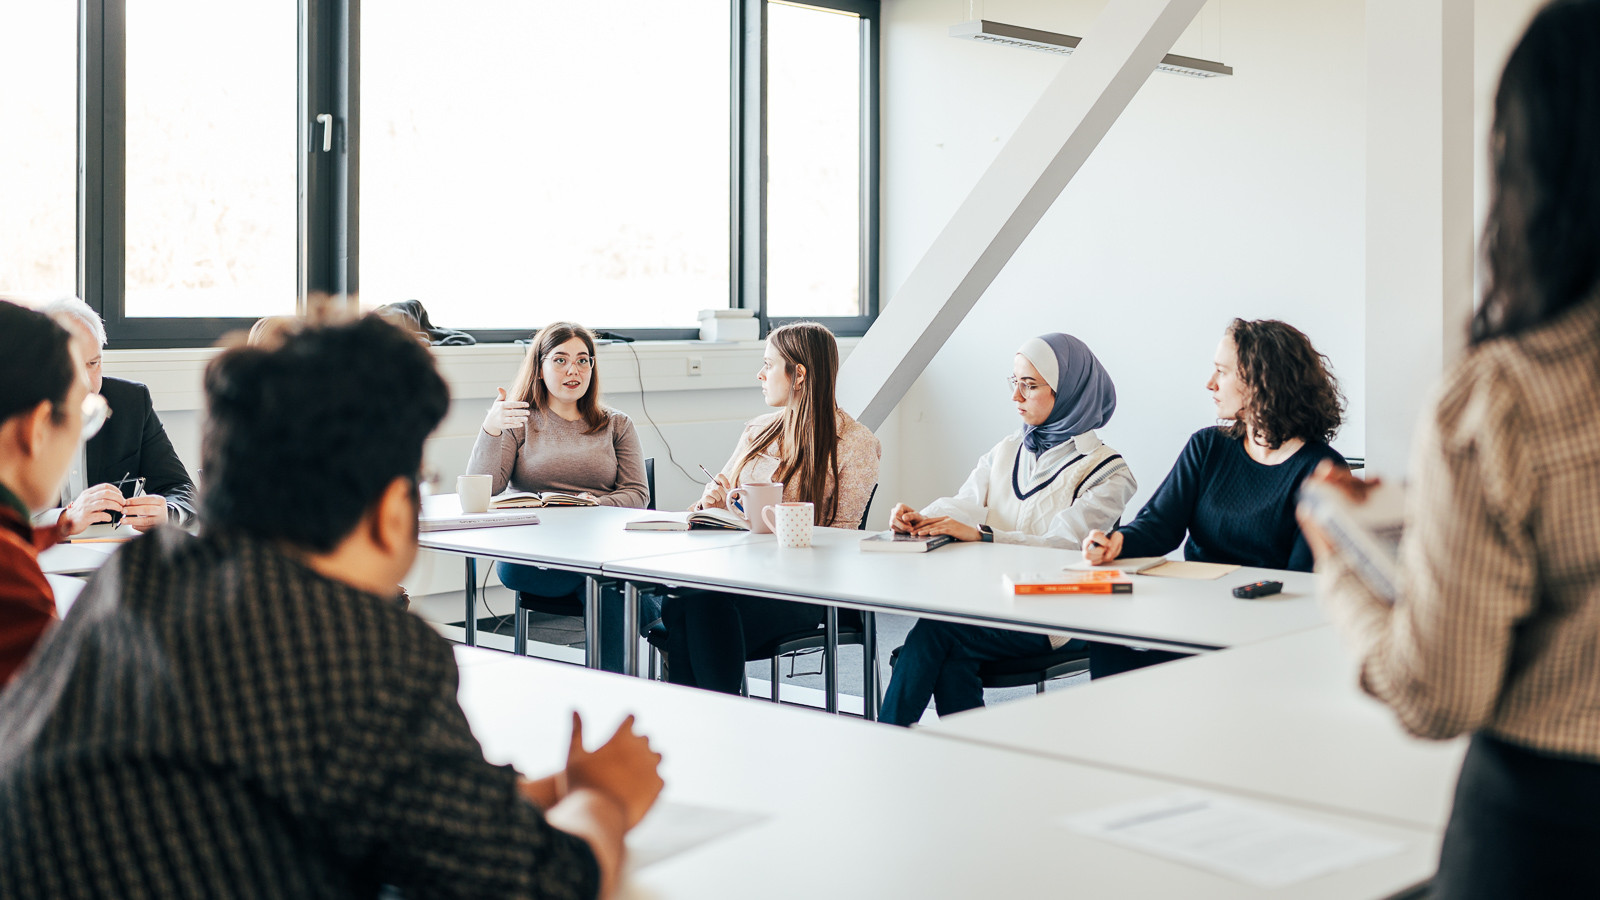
[
  {"left": 1081, "top": 318, "right": 1347, "bottom": 677},
  {"left": 0, "top": 316, "right": 662, "bottom": 900}
]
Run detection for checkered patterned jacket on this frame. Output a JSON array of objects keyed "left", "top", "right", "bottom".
[{"left": 0, "top": 529, "right": 599, "bottom": 899}]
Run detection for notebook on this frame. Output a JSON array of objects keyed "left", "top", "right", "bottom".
[
  {"left": 859, "top": 532, "right": 957, "bottom": 553},
  {"left": 624, "top": 508, "right": 749, "bottom": 532},
  {"left": 419, "top": 511, "right": 541, "bottom": 532},
  {"left": 1298, "top": 479, "right": 1405, "bottom": 604}
]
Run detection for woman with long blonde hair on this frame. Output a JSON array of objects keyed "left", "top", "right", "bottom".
[{"left": 661, "top": 322, "right": 880, "bottom": 694}]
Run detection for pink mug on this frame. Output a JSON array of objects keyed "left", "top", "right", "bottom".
[
  {"left": 726, "top": 482, "right": 784, "bottom": 534},
  {"left": 762, "top": 502, "right": 815, "bottom": 548}
]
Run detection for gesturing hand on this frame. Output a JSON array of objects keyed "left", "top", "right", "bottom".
[
  {"left": 564, "top": 713, "right": 665, "bottom": 830},
  {"left": 482, "top": 387, "right": 531, "bottom": 437}
]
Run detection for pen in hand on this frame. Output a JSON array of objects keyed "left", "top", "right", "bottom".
[{"left": 697, "top": 464, "right": 718, "bottom": 485}]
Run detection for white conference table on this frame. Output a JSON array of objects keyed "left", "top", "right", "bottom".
[
  {"left": 927, "top": 626, "right": 1468, "bottom": 832},
  {"left": 605, "top": 525, "right": 1326, "bottom": 658},
  {"left": 456, "top": 647, "right": 1440, "bottom": 899},
  {"left": 419, "top": 502, "right": 768, "bottom": 657}
]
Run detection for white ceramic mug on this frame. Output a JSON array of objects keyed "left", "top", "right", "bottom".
[
  {"left": 726, "top": 481, "right": 784, "bottom": 534},
  {"left": 457, "top": 474, "right": 492, "bottom": 514},
  {"left": 762, "top": 502, "right": 814, "bottom": 548}
]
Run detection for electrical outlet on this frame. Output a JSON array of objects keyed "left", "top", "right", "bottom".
[{"left": 687, "top": 357, "right": 703, "bottom": 376}]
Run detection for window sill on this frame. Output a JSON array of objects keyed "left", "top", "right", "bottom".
[{"left": 107, "top": 337, "right": 859, "bottom": 413}]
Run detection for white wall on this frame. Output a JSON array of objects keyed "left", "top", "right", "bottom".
[{"left": 881, "top": 0, "right": 1367, "bottom": 514}]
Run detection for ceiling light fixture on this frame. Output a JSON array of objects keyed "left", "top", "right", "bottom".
[{"left": 949, "top": 19, "right": 1233, "bottom": 78}]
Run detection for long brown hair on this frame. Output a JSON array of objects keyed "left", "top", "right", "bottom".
[
  {"left": 1222, "top": 318, "right": 1344, "bottom": 449},
  {"left": 1473, "top": 0, "right": 1600, "bottom": 345},
  {"left": 735, "top": 322, "right": 842, "bottom": 526},
  {"left": 509, "top": 322, "right": 608, "bottom": 434}
]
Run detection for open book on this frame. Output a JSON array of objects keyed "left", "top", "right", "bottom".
[
  {"left": 625, "top": 508, "right": 749, "bottom": 532},
  {"left": 491, "top": 490, "right": 598, "bottom": 509}
]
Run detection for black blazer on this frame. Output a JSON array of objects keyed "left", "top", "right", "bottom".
[{"left": 87, "top": 376, "right": 198, "bottom": 523}]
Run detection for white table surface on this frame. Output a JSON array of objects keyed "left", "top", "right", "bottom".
[
  {"left": 928, "top": 626, "right": 1467, "bottom": 832},
  {"left": 419, "top": 501, "right": 769, "bottom": 575},
  {"left": 455, "top": 648, "right": 1439, "bottom": 899},
  {"left": 38, "top": 540, "right": 121, "bottom": 576},
  {"left": 604, "top": 526, "right": 1326, "bottom": 652}
]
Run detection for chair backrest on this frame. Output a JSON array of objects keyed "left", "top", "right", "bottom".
[
  {"left": 644, "top": 457, "right": 656, "bottom": 510},
  {"left": 858, "top": 484, "right": 878, "bottom": 530}
]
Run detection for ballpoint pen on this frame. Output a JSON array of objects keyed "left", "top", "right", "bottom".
[{"left": 697, "top": 464, "right": 718, "bottom": 484}]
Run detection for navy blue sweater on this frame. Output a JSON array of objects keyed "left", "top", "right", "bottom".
[{"left": 1116, "top": 427, "right": 1345, "bottom": 572}]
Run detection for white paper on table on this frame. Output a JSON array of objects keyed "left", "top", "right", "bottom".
[
  {"left": 624, "top": 800, "right": 768, "bottom": 872},
  {"left": 1061, "top": 791, "right": 1405, "bottom": 889},
  {"left": 46, "top": 574, "right": 86, "bottom": 617}
]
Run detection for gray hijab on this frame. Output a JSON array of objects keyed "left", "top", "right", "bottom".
[{"left": 1017, "top": 333, "right": 1117, "bottom": 454}]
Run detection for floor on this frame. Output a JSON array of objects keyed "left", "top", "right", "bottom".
[{"left": 410, "top": 585, "right": 1089, "bottom": 724}]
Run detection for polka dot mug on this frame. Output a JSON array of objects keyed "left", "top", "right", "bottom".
[{"left": 762, "top": 502, "right": 815, "bottom": 549}]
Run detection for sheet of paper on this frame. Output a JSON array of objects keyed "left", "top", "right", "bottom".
[
  {"left": 625, "top": 800, "right": 768, "bottom": 872},
  {"left": 1062, "top": 792, "right": 1404, "bottom": 888},
  {"left": 1139, "top": 560, "right": 1239, "bottom": 580},
  {"left": 1065, "top": 556, "right": 1169, "bottom": 573},
  {"left": 46, "top": 574, "right": 86, "bottom": 617}
]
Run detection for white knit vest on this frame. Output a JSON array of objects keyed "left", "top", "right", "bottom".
[{"left": 983, "top": 433, "right": 1124, "bottom": 534}]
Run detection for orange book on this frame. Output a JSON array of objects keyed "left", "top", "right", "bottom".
[{"left": 1003, "top": 570, "right": 1134, "bottom": 594}]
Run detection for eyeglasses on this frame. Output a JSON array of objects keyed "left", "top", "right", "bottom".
[
  {"left": 80, "top": 392, "right": 110, "bottom": 441},
  {"left": 1007, "top": 376, "right": 1050, "bottom": 399},
  {"left": 544, "top": 354, "right": 594, "bottom": 371}
]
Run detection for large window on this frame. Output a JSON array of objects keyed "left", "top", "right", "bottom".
[
  {"left": 123, "top": 1, "right": 298, "bottom": 318},
  {"left": 766, "top": 2, "right": 866, "bottom": 319},
  {"left": 361, "top": 1, "right": 732, "bottom": 330},
  {"left": 0, "top": 4, "right": 77, "bottom": 298},
  {"left": 72, "top": 1, "right": 877, "bottom": 347}
]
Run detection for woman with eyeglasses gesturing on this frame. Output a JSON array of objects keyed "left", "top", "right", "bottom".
[
  {"left": 878, "top": 333, "right": 1136, "bottom": 726},
  {"left": 465, "top": 322, "right": 648, "bottom": 669}
]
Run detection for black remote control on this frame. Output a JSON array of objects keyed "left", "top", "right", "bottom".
[{"left": 1232, "top": 580, "right": 1283, "bottom": 599}]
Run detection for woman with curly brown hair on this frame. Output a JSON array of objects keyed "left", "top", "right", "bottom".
[{"left": 1081, "top": 318, "right": 1347, "bottom": 676}]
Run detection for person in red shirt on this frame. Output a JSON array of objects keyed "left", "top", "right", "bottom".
[{"left": 0, "top": 300, "right": 97, "bottom": 684}]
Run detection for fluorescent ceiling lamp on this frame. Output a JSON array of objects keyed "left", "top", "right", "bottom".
[{"left": 949, "top": 19, "right": 1233, "bottom": 78}]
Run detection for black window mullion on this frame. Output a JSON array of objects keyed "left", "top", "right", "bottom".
[
  {"left": 752, "top": 0, "right": 878, "bottom": 339},
  {"left": 303, "top": 0, "right": 355, "bottom": 306},
  {"left": 740, "top": 0, "right": 768, "bottom": 335}
]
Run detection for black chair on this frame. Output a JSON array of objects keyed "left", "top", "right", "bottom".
[
  {"left": 511, "top": 458, "right": 656, "bottom": 657},
  {"left": 887, "top": 640, "right": 1090, "bottom": 700},
  {"left": 757, "top": 485, "right": 880, "bottom": 717},
  {"left": 644, "top": 485, "right": 882, "bottom": 719}
]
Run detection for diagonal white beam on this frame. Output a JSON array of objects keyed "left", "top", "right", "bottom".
[{"left": 839, "top": 0, "right": 1212, "bottom": 430}]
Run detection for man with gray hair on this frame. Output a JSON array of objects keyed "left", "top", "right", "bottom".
[{"left": 37, "top": 297, "right": 197, "bottom": 531}]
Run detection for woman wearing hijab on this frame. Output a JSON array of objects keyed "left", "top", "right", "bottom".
[
  {"left": 1083, "top": 318, "right": 1346, "bottom": 677},
  {"left": 878, "top": 334, "right": 1136, "bottom": 726}
]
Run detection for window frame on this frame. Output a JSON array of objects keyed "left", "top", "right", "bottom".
[
  {"left": 753, "top": 0, "right": 880, "bottom": 339},
  {"left": 81, "top": 0, "right": 878, "bottom": 348}
]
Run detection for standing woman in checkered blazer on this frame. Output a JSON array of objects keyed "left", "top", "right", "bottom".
[{"left": 1307, "top": 2, "right": 1600, "bottom": 896}]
